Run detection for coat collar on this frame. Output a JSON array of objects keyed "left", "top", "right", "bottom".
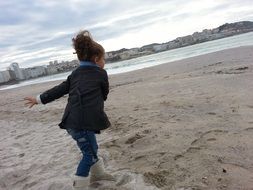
[{"left": 79, "top": 61, "right": 99, "bottom": 67}]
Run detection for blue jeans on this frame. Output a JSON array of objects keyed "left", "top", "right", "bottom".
[{"left": 66, "top": 128, "right": 99, "bottom": 177}]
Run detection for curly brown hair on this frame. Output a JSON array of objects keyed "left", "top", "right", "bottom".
[{"left": 72, "top": 30, "right": 105, "bottom": 61}]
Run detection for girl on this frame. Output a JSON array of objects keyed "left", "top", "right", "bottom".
[{"left": 24, "top": 30, "right": 114, "bottom": 189}]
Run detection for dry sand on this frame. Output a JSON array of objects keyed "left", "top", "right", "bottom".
[{"left": 0, "top": 46, "right": 253, "bottom": 190}]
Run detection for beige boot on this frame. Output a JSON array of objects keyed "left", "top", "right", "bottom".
[
  {"left": 72, "top": 175, "right": 89, "bottom": 190},
  {"left": 90, "top": 159, "right": 115, "bottom": 183}
]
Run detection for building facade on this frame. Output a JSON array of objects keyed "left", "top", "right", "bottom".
[
  {"left": 9, "top": 62, "right": 25, "bottom": 80},
  {"left": 0, "top": 70, "right": 12, "bottom": 84}
]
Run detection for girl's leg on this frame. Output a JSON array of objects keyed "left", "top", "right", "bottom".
[{"left": 67, "top": 128, "right": 98, "bottom": 177}]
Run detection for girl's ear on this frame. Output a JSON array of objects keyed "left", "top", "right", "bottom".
[{"left": 94, "top": 56, "right": 99, "bottom": 63}]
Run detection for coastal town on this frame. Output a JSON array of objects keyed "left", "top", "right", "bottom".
[{"left": 0, "top": 21, "right": 253, "bottom": 85}]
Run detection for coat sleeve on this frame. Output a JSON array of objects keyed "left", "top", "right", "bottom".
[
  {"left": 101, "top": 70, "right": 109, "bottom": 101},
  {"left": 39, "top": 74, "right": 71, "bottom": 104}
]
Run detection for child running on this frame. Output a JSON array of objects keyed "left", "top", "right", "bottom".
[{"left": 24, "top": 30, "right": 114, "bottom": 189}]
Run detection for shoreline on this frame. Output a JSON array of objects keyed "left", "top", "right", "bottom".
[
  {"left": 1, "top": 45, "right": 252, "bottom": 92},
  {"left": 1, "top": 46, "right": 253, "bottom": 189}
]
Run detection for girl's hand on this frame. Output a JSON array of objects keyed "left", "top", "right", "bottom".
[{"left": 24, "top": 97, "right": 38, "bottom": 108}]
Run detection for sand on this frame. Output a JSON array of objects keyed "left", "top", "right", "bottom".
[{"left": 0, "top": 46, "right": 253, "bottom": 190}]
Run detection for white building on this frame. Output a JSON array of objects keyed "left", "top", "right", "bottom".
[
  {"left": 0, "top": 70, "right": 12, "bottom": 84},
  {"left": 153, "top": 44, "right": 167, "bottom": 52},
  {"left": 23, "top": 66, "right": 47, "bottom": 79},
  {"left": 46, "top": 66, "right": 58, "bottom": 75},
  {"left": 9, "top": 62, "right": 25, "bottom": 80}
]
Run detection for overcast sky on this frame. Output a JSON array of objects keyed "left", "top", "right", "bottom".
[{"left": 0, "top": 0, "right": 253, "bottom": 69}]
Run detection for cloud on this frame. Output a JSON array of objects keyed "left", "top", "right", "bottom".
[{"left": 0, "top": 0, "right": 253, "bottom": 70}]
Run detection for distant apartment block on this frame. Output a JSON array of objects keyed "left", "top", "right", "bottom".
[
  {"left": 0, "top": 70, "right": 12, "bottom": 84},
  {"left": 9, "top": 62, "right": 25, "bottom": 80},
  {"left": 22, "top": 66, "right": 47, "bottom": 80},
  {"left": 0, "top": 60, "right": 79, "bottom": 85}
]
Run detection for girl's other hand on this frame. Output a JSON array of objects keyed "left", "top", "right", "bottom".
[{"left": 24, "top": 97, "right": 38, "bottom": 108}]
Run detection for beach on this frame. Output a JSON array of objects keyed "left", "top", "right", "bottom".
[{"left": 0, "top": 46, "right": 253, "bottom": 190}]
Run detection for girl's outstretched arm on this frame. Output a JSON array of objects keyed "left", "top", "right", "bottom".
[
  {"left": 39, "top": 75, "right": 71, "bottom": 104},
  {"left": 24, "top": 74, "right": 72, "bottom": 107}
]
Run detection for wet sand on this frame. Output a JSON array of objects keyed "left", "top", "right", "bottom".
[{"left": 1, "top": 46, "right": 253, "bottom": 190}]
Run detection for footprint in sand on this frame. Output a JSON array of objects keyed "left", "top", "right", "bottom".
[
  {"left": 207, "top": 112, "right": 216, "bottom": 115},
  {"left": 89, "top": 170, "right": 159, "bottom": 190},
  {"left": 191, "top": 129, "right": 227, "bottom": 146},
  {"left": 174, "top": 130, "right": 227, "bottom": 161},
  {"left": 243, "top": 127, "right": 253, "bottom": 131},
  {"left": 206, "top": 138, "right": 216, "bottom": 142},
  {"left": 143, "top": 170, "right": 171, "bottom": 188},
  {"left": 125, "top": 133, "right": 144, "bottom": 144},
  {"left": 15, "top": 131, "right": 32, "bottom": 139},
  {"left": 142, "top": 129, "right": 151, "bottom": 134},
  {"left": 115, "top": 173, "right": 133, "bottom": 186}
]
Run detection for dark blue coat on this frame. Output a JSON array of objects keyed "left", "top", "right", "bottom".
[{"left": 39, "top": 65, "right": 110, "bottom": 131}]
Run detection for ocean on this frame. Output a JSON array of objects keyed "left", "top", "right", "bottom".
[{"left": 1, "top": 32, "right": 253, "bottom": 91}]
